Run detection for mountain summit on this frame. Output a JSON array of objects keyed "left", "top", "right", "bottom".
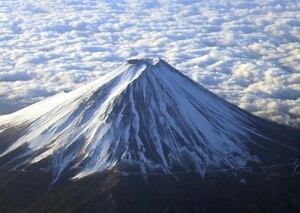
[{"left": 0, "top": 58, "right": 299, "bottom": 212}]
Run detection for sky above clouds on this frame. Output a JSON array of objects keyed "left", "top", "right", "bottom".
[{"left": 0, "top": 0, "right": 299, "bottom": 128}]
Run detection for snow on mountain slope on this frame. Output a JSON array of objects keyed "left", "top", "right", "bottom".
[{"left": 0, "top": 58, "right": 295, "bottom": 181}]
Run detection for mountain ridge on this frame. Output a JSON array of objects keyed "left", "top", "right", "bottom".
[
  {"left": 0, "top": 58, "right": 299, "bottom": 212},
  {"left": 0, "top": 58, "right": 299, "bottom": 183}
]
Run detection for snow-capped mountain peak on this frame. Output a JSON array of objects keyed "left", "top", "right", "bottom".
[
  {"left": 127, "top": 57, "right": 161, "bottom": 65},
  {"left": 0, "top": 58, "right": 297, "bottom": 182}
]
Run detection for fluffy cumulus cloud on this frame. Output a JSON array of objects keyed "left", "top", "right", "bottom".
[{"left": 0, "top": 0, "right": 299, "bottom": 128}]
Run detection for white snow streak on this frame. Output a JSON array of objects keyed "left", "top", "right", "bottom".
[{"left": 0, "top": 0, "right": 299, "bottom": 127}]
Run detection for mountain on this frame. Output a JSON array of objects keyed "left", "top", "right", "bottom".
[{"left": 0, "top": 58, "right": 299, "bottom": 212}]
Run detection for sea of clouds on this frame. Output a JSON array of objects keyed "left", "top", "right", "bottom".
[{"left": 0, "top": 0, "right": 299, "bottom": 128}]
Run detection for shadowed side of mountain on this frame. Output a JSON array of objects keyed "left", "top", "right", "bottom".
[
  {"left": 0, "top": 167, "right": 299, "bottom": 213},
  {"left": 0, "top": 58, "right": 299, "bottom": 212}
]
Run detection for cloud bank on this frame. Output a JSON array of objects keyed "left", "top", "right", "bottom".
[{"left": 0, "top": 0, "right": 299, "bottom": 128}]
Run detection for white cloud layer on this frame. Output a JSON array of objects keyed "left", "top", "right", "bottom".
[{"left": 0, "top": 0, "right": 299, "bottom": 128}]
